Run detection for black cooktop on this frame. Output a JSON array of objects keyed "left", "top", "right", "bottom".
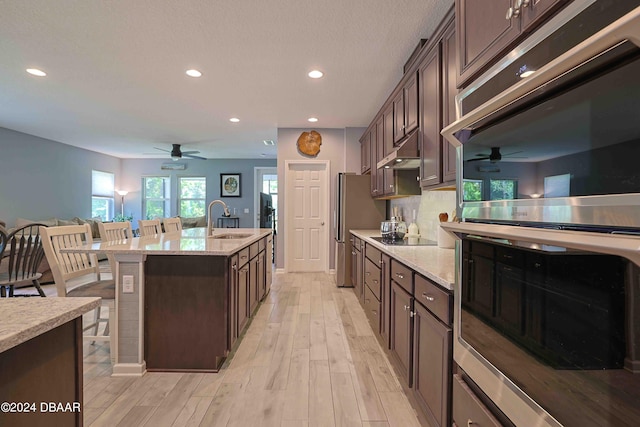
[{"left": 371, "top": 236, "right": 437, "bottom": 246}]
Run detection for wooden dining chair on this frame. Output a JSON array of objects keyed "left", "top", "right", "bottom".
[
  {"left": 0, "top": 223, "right": 48, "bottom": 297},
  {"left": 39, "top": 224, "right": 114, "bottom": 346},
  {"left": 138, "top": 219, "right": 162, "bottom": 236},
  {"left": 98, "top": 221, "right": 133, "bottom": 242},
  {"left": 98, "top": 220, "right": 133, "bottom": 275},
  {"left": 163, "top": 217, "right": 182, "bottom": 233}
]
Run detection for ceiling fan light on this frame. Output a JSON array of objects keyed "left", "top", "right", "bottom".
[{"left": 171, "top": 155, "right": 181, "bottom": 161}]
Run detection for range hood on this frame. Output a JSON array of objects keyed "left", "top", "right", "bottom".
[{"left": 377, "top": 129, "right": 420, "bottom": 169}]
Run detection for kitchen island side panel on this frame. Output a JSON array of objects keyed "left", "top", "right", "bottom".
[{"left": 144, "top": 255, "right": 228, "bottom": 372}]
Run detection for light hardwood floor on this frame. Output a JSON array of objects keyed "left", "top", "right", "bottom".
[{"left": 81, "top": 272, "right": 424, "bottom": 426}]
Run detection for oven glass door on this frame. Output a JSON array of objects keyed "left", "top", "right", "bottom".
[
  {"left": 459, "top": 42, "right": 640, "bottom": 204},
  {"left": 459, "top": 235, "right": 639, "bottom": 427}
]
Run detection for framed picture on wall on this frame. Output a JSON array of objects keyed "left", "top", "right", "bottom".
[{"left": 221, "top": 173, "right": 241, "bottom": 197}]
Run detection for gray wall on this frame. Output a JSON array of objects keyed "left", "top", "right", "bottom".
[
  {"left": 0, "top": 127, "right": 121, "bottom": 227},
  {"left": 120, "top": 158, "right": 276, "bottom": 228},
  {"left": 0, "top": 127, "right": 275, "bottom": 229},
  {"left": 276, "top": 127, "right": 365, "bottom": 271}
]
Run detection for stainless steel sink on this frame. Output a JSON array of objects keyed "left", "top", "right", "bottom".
[{"left": 212, "top": 233, "right": 253, "bottom": 239}]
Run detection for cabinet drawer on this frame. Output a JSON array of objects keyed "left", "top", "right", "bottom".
[
  {"left": 470, "top": 239, "right": 494, "bottom": 259},
  {"left": 249, "top": 241, "right": 260, "bottom": 259},
  {"left": 391, "top": 260, "right": 413, "bottom": 294},
  {"left": 238, "top": 247, "right": 250, "bottom": 266},
  {"left": 415, "top": 274, "right": 452, "bottom": 325},
  {"left": 496, "top": 246, "right": 523, "bottom": 267},
  {"left": 364, "top": 258, "right": 381, "bottom": 300},
  {"left": 259, "top": 237, "right": 266, "bottom": 252},
  {"left": 452, "top": 375, "right": 502, "bottom": 427},
  {"left": 365, "top": 243, "right": 382, "bottom": 263},
  {"left": 363, "top": 284, "right": 381, "bottom": 333}
]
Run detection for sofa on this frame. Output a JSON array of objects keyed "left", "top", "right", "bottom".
[{"left": 0, "top": 216, "right": 106, "bottom": 285}]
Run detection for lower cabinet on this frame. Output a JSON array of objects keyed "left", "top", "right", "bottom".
[
  {"left": 413, "top": 301, "right": 452, "bottom": 427},
  {"left": 452, "top": 374, "right": 502, "bottom": 427},
  {"left": 390, "top": 281, "right": 413, "bottom": 385},
  {"left": 356, "top": 240, "right": 454, "bottom": 427},
  {"left": 237, "top": 260, "right": 249, "bottom": 333},
  {"left": 229, "top": 254, "right": 239, "bottom": 348}
]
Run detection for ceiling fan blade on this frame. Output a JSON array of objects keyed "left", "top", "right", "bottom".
[
  {"left": 466, "top": 156, "right": 490, "bottom": 162},
  {"left": 181, "top": 150, "right": 201, "bottom": 155},
  {"left": 503, "top": 151, "right": 524, "bottom": 157},
  {"left": 183, "top": 153, "right": 207, "bottom": 160},
  {"left": 154, "top": 147, "right": 171, "bottom": 153}
]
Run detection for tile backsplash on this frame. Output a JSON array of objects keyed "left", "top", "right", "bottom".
[{"left": 389, "top": 190, "right": 456, "bottom": 241}]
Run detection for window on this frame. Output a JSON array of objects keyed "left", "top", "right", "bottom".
[
  {"left": 143, "top": 176, "right": 170, "bottom": 219},
  {"left": 179, "top": 177, "right": 206, "bottom": 217},
  {"left": 92, "top": 170, "right": 115, "bottom": 221},
  {"left": 463, "top": 179, "right": 483, "bottom": 201},
  {"left": 490, "top": 179, "right": 517, "bottom": 200}
]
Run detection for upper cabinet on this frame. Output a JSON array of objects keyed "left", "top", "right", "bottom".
[
  {"left": 419, "top": 12, "right": 457, "bottom": 189},
  {"left": 360, "top": 131, "right": 371, "bottom": 174},
  {"left": 393, "top": 73, "right": 419, "bottom": 144},
  {"left": 457, "top": 0, "right": 569, "bottom": 87}
]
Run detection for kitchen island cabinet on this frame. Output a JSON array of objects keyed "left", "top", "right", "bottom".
[
  {"left": 64, "top": 228, "right": 272, "bottom": 376},
  {"left": 0, "top": 297, "right": 100, "bottom": 427}
]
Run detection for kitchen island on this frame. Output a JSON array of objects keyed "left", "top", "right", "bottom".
[
  {"left": 69, "top": 228, "right": 273, "bottom": 376},
  {"left": 0, "top": 297, "right": 100, "bottom": 427}
]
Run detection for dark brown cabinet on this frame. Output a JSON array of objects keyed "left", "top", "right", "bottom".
[
  {"left": 441, "top": 20, "right": 458, "bottom": 183},
  {"left": 456, "top": 0, "right": 569, "bottom": 87},
  {"left": 249, "top": 256, "right": 258, "bottom": 315},
  {"left": 380, "top": 253, "right": 391, "bottom": 348},
  {"left": 390, "top": 281, "right": 413, "bottom": 385},
  {"left": 360, "top": 132, "right": 371, "bottom": 174},
  {"left": 419, "top": 15, "right": 457, "bottom": 189},
  {"left": 355, "top": 237, "right": 454, "bottom": 427},
  {"left": 238, "top": 260, "right": 249, "bottom": 333},
  {"left": 351, "top": 236, "right": 363, "bottom": 301},
  {"left": 419, "top": 47, "right": 441, "bottom": 188},
  {"left": 229, "top": 254, "right": 239, "bottom": 348},
  {"left": 257, "top": 250, "right": 266, "bottom": 301},
  {"left": 394, "top": 73, "right": 419, "bottom": 144},
  {"left": 413, "top": 301, "right": 452, "bottom": 427}
]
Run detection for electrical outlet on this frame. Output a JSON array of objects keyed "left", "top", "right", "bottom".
[
  {"left": 122, "top": 275, "right": 134, "bottom": 293},
  {"left": 244, "top": 208, "right": 249, "bottom": 214}
]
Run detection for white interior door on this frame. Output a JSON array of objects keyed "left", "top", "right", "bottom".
[{"left": 285, "top": 161, "right": 329, "bottom": 272}]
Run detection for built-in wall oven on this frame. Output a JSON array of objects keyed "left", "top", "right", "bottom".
[{"left": 441, "top": 1, "right": 640, "bottom": 426}]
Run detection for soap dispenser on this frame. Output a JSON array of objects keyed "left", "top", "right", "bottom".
[{"left": 408, "top": 209, "right": 419, "bottom": 237}]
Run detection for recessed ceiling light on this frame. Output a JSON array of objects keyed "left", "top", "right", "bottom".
[
  {"left": 308, "top": 70, "right": 324, "bottom": 79},
  {"left": 186, "top": 69, "right": 202, "bottom": 77},
  {"left": 263, "top": 140, "right": 275, "bottom": 146},
  {"left": 26, "top": 68, "right": 46, "bottom": 77},
  {"left": 308, "top": 117, "right": 318, "bottom": 123},
  {"left": 520, "top": 70, "right": 535, "bottom": 78},
  {"left": 229, "top": 117, "right": 240, "bottom": 123}
]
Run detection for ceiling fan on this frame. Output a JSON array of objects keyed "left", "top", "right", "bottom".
[
  {"left": 154, "top": 144, "right": 207, "bottom": 161},
  {"left": 466, "top": 147, "right": 525, "bottom": 163}
]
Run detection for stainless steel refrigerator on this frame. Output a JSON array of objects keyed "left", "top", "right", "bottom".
[{"left": 335, "top": 173, "right": 386, "bottom": 287}]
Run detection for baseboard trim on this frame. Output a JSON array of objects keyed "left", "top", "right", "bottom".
[{"left": 111, "top": 362, "right": 147, "bottom": 377}]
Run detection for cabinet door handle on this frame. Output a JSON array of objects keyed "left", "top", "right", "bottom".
[
  {"left": 232, "top": 263, "right": 237, "bottom": 271},
  {"left": 506, "top": 6, "right": 514, "bottom": 19},
  {"left": 404, "top": 305, "right": 409, "bottom": 311},
  {"left": 373, "top": 280, "right": 379, "bottom": 284},
  {"left": 366, "top": 271, "right": 371, "bottom": 276},
  {"left": 372, "top": 310, "right": 377, "bottom": 316},
  {"left": 352, "top": 251, "right": 356, "bottom": 255},
  {"left": 467, "top": 420, "right": 475, "bottom": 427},
  {"left": 410, "top": 311, "right": 415, "bottom": 317},
  {"left": 395, "top": 273, "right": 404, "bottom": 279},
  {"left": 522, "top": 0, "right": 530, "bottom": 7},
  {"left": 422, "top": 293, "right": 435, "bottom": 302},
  {"left": 379, "top": 260, "right": 384, "bottom": 266},
  {"left": 241, "top": 255, "right": 248, "bottom": 260}
]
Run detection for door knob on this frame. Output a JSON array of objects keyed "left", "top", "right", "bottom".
[{"left": 321, "top": 221, "right": 325, "bottom": 226}]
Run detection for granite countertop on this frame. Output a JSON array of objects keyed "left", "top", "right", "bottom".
[
  {"left": 0, "top": 297, "right": 101, "bottom": 353},
  {"left": 65, "top": 228, "right": 273, "bottom": 256},
  {"left": 350, "top": 229, "right": 456, "bottom": 291}
]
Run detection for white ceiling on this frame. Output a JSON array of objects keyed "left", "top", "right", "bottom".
[{"left": 0, "top": 0, "right": 453, "bottom": 160}]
